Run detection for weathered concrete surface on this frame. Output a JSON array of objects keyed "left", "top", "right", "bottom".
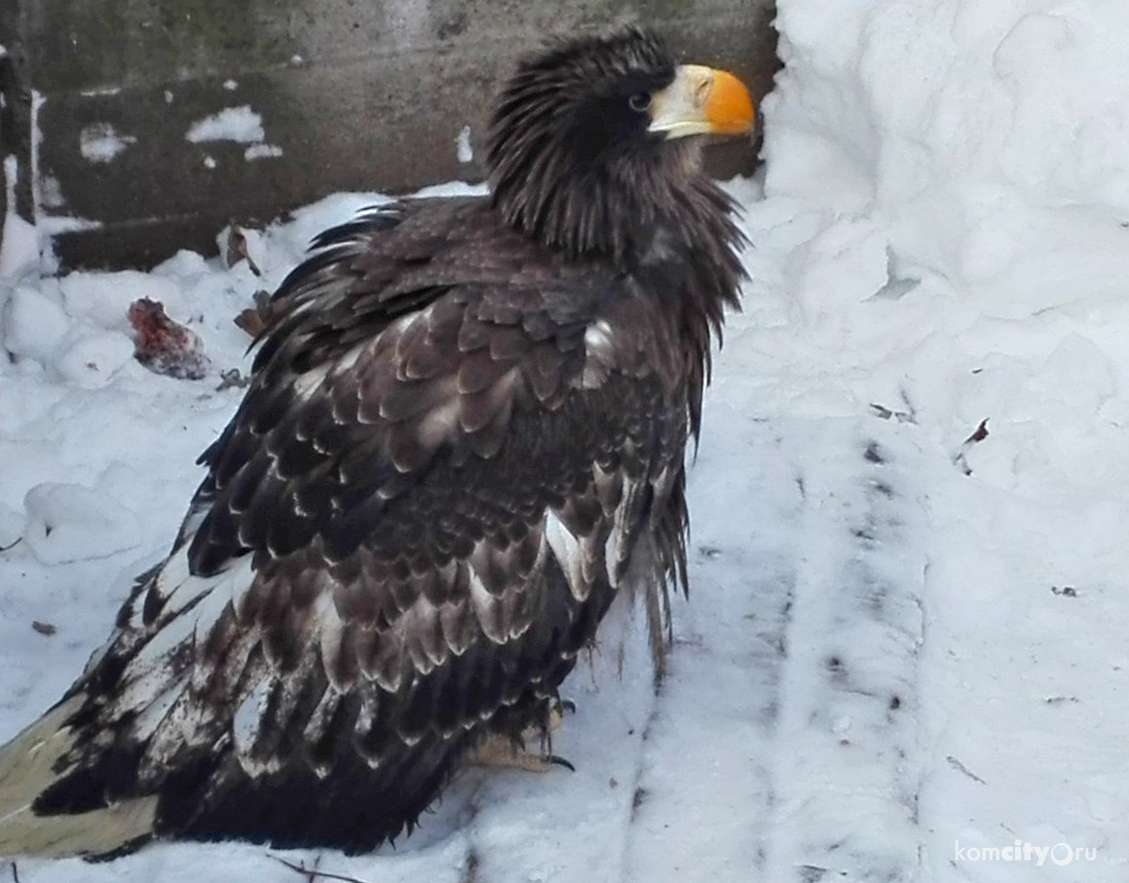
[
  {"left": 1, "top": 7, "right": 34, "bottom": 227},
  {"left": 2, "top": 0, "right": 778, "bottom": 270}
]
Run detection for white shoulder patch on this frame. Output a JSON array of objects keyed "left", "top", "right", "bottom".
[
  {"left": 544, "top": 510, "right": 589, "bottom": 601},
  {"left": 232, "top": 676, "right": 273, "bottom": 772},
  {"left": 290, "top": 361, "right": 333, "bottom": 400},
  {"left": 582, "top": 319, "right": 616, "bottom": 388},
  {"left": 467, "top": 562, "right": 508, "bottom": 645},
  {"left": 584, "top": 319, "right": 614, "bottom": 352}
]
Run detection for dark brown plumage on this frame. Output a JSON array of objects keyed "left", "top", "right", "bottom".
[{"left": 0, "top": 25, "right": 754, "bottom": 858}]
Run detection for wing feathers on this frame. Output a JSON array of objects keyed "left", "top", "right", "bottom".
[
  {"left": 11, "top": 198, "right": 702, "bottom": 856},
  {"left": 438, "top": 598, "right": 478, "bottom": 657}
]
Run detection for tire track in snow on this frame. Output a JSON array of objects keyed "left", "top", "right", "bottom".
[
  {"left": 459, "top": 590, "right": 660, "bottom": 883},
  {"left": 618, "top": 416, "right": 803, "bottom": 883},
  {"left": 759, "top": 416, "right": 926, "bottom": 883},
  {"left": 460, "top": 410, "right": 806, "bottom": 883}
]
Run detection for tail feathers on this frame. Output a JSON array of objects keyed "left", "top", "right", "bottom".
[{"left": 0, "top": 694, "right": 157, "bottom": 859}]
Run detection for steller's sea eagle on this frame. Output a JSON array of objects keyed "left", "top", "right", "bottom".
[{"left": 0, "top": 25, "right": 754, "bottom": 858}]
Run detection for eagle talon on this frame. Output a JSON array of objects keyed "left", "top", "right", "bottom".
[{"left": 465, "top": 733, "right": 573, "bottom": 774}]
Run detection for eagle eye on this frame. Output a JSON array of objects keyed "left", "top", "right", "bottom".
[{"left": 627, "top": 92, "right": 652, "bottom": 113}]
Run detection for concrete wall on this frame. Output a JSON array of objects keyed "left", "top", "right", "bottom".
[{"left": 1, "top": 0, "right": 778, "bottom": 271}]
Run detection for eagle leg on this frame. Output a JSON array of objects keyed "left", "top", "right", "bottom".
[
  {"left": 465, "top": 694, "right": 575, "bottom": 772},
  {"left": 463, "top": 733, "right": 573, "bottom": 773}
]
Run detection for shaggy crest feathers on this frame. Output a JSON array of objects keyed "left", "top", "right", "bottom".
[{"left": 489, "top": 28, "right": 714, "bottom": 262}]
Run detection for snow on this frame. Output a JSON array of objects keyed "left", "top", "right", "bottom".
[
  {"left": 29, "top": 91, "right": 44, "bottom": 216},
  {"left": 1, "top": 156, "right": 38, "bottom": 281},
  {"left": 59, "top": 270, "right": 187, "bottom": 332},
  {"left": 186, "top": 106, "right": 266, "bottom": 145},
  {"left": 185, "top": 107, "right": 280, "bottom": 164},
  {"left": 766, "top": 0, "right": 1129, "bottom": 315},
  {"left": 244, "top": 144, "right": 284, "bottom": 161},
  {"left": 456, "top": 126, "right": 474, "bottom": 163},
  {"left": 2, "top": 285, "right": 69, "bottom": 363},
  {"left": 0, "top": 208, "right": 38, "bottom": 282},
  {"left": 38, "top": 175, "right": 65, "bottom": 210},
  {"left": 79, "top": 123, "right": 137, "bottom": 163},
  {"left": 22, "top": 482, "right": 141, "bottom": 565},
  {"left": 0, "top": 502, "right": 21, "bottom": 550},
  {"left": 3, "top": 1, "right": 1129, "bottom": 880},
  {"left": 53, "top": 329, "right": 137, "bottom": 388}
]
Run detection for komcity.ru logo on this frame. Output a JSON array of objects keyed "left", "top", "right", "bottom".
[{"left": 954, "top": 840, "right": 1098, "bottom": 867}]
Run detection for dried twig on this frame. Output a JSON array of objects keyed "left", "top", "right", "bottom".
[
  {"left": 268, "top": 854, "right": 371, "bottom": 883},
  {"left": 946, "top": 754, "right": 987, "bottom": 785},
  {"left": 215, "top": 368, "right": 252, "bottom": 392}
]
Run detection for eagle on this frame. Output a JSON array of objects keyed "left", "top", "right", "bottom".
[{"left": 0, "top": 26, "right": 754, "bottom": 858}]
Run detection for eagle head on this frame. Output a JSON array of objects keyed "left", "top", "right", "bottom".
[{"left": 487, "top": 26, "right": 756, "bottom": 261}]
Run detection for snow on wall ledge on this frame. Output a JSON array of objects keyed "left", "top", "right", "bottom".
[{"left": 765, "top": 0, "right": 1129, "bottom": 316}]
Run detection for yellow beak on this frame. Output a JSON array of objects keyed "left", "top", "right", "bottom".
[{"left": 647, "top": 64, "right": 756, "bottom": 139}]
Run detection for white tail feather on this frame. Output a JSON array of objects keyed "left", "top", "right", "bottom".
[{"left": 0, "top": 694, "right": 158, "bottom": 858}]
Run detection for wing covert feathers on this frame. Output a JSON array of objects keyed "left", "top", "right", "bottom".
[{"left": 0, "top": 194, "right": 706, "bottom": 858}]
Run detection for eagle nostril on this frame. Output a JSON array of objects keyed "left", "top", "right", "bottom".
[{"left": 693, "top": 76, "right": 712, "bottom": 108}]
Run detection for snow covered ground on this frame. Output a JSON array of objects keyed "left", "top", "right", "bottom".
[{"left": 3, "top": 0, "right": 1129, "bottom": 880}]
